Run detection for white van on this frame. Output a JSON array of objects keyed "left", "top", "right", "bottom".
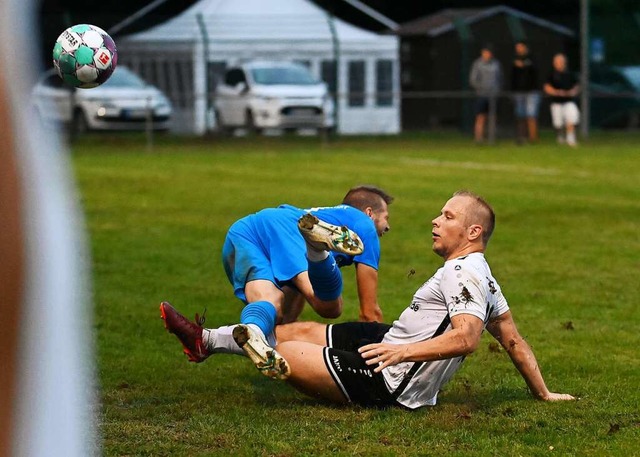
[{"left": 214, "top": 61, "right": 334, "bottom": 133}]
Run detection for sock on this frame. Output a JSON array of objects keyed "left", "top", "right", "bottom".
[
  {"left": 240, "top": 301, "right": 277, "bottom": 336},
  {"left": 566, "top": 131, "right": 577, "bottom": 144},
  {"left": 202, "top": 326, "right": 244, "bottom": 355},
  {"left": 308, "top": 255, "right": 342, "bottom": 301},
  {"left": 305, "top": 244, "right": 329, "bottom": 262}
]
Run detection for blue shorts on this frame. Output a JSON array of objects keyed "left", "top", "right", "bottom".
[
  {"left": 513, "top": 93, "right": 541, "bottom": 118},
  {"left": 222, "top": 208, "right": 307, "bottom": 303}
]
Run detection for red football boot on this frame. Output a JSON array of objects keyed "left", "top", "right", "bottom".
[{"left": 160, "top": 301, "right": 211, "bottom": 363}]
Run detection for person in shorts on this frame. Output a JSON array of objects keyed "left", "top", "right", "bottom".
[
  {"left": 470, "top": 45, "right": 503, "bottom": 143},
  {"left": 511, "top": 41, "right": 541, "bottom": 144},
  {"left": 161, "top": 186, "right": 393, "bottom": 379},
  {"left": 544, "top": 53, "right": 580, "bottom": 146}
]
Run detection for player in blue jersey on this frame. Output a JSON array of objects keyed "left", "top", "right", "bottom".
[{"left": 160, "top": 185, "right": 393, "bottom": 379}]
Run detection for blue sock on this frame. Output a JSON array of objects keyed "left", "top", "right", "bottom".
[
  {"left": 308, "top": 255, "right": 343, "bottom": 301},
  {"left": 240, "top": 301, "right": 277, "bottom": 336}
]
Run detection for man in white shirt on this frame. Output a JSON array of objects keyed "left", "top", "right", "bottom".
[{"left": 271, "top": 190, "right": 575, "bottom": 408}]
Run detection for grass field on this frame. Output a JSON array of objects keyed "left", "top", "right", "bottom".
[{"left": 72, "top": 132, "right": 640, "bottom": 456}]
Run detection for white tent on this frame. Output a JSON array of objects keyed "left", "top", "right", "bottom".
[{"left": 118, "top": 0, "right": 400, "bottom": 134}]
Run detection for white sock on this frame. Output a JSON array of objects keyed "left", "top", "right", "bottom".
[
  {"left": 566, "top": 132, "right": 577, "bottom": 145},
  {"left": 305, "top": 244, "right": 329, "bottom": 262},
  {"left": 202, "top": 325, "right": 244, "bottom": 355},
  {"left": 246, "top": 324, "right": 277, "bottom": 347}
]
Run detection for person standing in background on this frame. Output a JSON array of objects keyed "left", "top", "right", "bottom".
[
  {"left": 511, "top": 41, "right": 540, "bottom": 144},
  {"left": 470, "top": 45, "right": 503, "bottom": 143},
  {"left": 544, "top": 53, "right": 580, "bottom": 147}
]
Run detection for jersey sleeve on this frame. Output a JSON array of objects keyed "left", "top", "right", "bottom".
[
  {"left": 440, "top": 263, "right": 489, "bottom": 321},
  {"left": 489, "top": 283, "right": 510, "bottom": 319}
]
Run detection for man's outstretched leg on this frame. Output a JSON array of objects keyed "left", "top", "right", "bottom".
[{"left": 160, "top": 302, "right": 245, "bottom": 361}]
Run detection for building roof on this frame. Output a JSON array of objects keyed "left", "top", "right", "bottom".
[
  {"left": 394, "top": 5, "right": 574, "bottom": 38},
  {"left": 121, "top": 0, "right": 397, "bottom": 50}
]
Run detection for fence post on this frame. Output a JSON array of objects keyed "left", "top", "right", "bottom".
[
  {"left": 488, "top": 94, "right": 497, "bottom": 144},
  {"left": 580, "top": 0, "right": 590, "bottom": 139},
  {"left": 146, "top": 95, "right": 153, "bottom": 152},
  {"left": 326, "top": 13, "right": 340, "bottom": 136}
]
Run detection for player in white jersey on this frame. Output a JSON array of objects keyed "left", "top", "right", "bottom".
[{"left": 269, "top": 190, "right": 575, "bottom": 408}]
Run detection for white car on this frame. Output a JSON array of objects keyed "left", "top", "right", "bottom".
[
  {"left": 214, "top": 61, "right": 334, "bottom": 133},
  {"left": 32, "top": 66, "right": 172, "bottom": 133}
]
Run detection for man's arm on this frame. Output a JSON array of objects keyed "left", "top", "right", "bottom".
[
  {"left": 543, "top": 82, "right": 557, "bottom": 96},
  {"left": 355, "top": 263, "right": 383, "bottom": 322},
  {"left": 469, "top": 61, "right": 479, "bottom": 89},
  {"left": 486, "top": 311, "right": 575, "bottom": 401},
  {"left": 359, "top": 313, "right": 485, "bottom": 373}
]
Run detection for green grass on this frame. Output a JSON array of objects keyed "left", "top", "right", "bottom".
[{"left": 72, "top": 132, "right": 640, "bottom": 456}]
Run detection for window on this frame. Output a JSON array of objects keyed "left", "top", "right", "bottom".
[
  {"left": 250, "top": 66, "right": 318, "bottom": 85},
  {"left": 321, "top": 60, "right": 337, "bottom": 97},
  {"left": 348, "top": 60, "right": 365, "bottom": 107},
  {"left": 224, "top": 68, "right": 246, "bottom": 86},
  {"left": 376, "top": 60, "right": 393, "bottom": 107}
]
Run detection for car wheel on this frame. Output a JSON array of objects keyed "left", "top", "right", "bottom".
[
  {"left": 72, "top": 109, "right": 89, "bottom": 136},
  {"left": 245, "top": 109, "right": 262, "bottom": 135}
]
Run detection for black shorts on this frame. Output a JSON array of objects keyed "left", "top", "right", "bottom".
[
  {"left": 475, "top": 96, "right": 490, "bottom": 114},
  {"left": 322, "top": 322, "right": 400, "bottom": 408}
]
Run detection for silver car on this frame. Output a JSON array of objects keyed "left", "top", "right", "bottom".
[{"left": 32, "top": 66, "right": 172, "bottom": 133}]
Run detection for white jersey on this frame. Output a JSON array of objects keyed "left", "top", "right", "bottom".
[{"left": 381, "top": 252, "right": 509, "bottom": 409}]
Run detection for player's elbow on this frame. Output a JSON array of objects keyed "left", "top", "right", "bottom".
[{"left": 456, "top": 333, "right": 480, "bottom": 356}]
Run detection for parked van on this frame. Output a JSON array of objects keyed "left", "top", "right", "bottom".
[{"left": 214, "top": 61, "right": 334, "bottom": 133}]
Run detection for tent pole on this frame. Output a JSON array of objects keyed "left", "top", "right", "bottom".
[
  {"left": 327, "top": 13, "right": 340, "bottom": 135},
  {"left": 196, "top": 13, "right": 210, "bottom": 133},
  {"left": 580, "top": 0, "right": 590, "bottom": 138}
]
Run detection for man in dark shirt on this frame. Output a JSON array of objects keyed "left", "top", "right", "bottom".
[
  {"left": 543, "top": 53, "right": 580, "bottom": 146},
  {"left": 511, "top": 42, "right": 540, "bottom": 144}
]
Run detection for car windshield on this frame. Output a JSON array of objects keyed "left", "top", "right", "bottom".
[
  {"left": 102, "top": 68, "right": 147, "bottom": 88},
  {"left": 250, "top": 66, "right": 318, "bottom": 85},
  {"left": 620, "top": 67, "right": 640, "bottom": 91}
]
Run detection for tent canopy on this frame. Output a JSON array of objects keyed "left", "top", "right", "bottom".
[{"left": 124, "top": 0, "right": 396, "bottom": 51}]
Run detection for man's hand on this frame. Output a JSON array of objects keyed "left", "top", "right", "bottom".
[
  {"left": 359, "top": 342, "right": 408, "bottom": 373},
  {"left": 540, "top": 392, "right": 576, "bottom": 401}
]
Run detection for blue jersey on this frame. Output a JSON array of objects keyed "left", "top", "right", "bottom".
[{"left": 222, "top": 203, "right": 379, "bottom": 302}]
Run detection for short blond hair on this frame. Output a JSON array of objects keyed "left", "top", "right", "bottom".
[{"left": 453, "top": 190, "right": 495, "bottom": 245}]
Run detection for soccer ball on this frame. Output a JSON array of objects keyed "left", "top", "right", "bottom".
[{"left": 52, "top": 24, "right": 118, "bottom": 89}]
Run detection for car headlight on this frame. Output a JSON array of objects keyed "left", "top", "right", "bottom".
[{"left": 96, "top": 103, "right": 118, "bottom": 117}]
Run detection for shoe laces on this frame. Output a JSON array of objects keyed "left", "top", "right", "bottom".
[{"left": 194, "top": 307, "right": 207, "bottom": 327}]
